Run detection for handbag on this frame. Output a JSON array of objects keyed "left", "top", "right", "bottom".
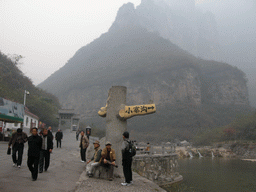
[{"left": 7, "top": 148, "right": 11, "bottom": 155}]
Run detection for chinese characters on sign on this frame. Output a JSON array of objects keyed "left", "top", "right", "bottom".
[
  {"left": 118, "top": 104, "right": 156, "bottom": 120},
  {"left": 126, "top": 105, "right": 155, "bottom": 114}
]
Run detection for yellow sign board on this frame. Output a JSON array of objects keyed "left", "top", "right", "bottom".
[{"left": 118, "top": 104, "right": 156, "bottom": 120}]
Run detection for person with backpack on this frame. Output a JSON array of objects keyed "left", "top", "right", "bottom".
[{"left": 121, "top": 131, "right": 136, "bottom": 186}]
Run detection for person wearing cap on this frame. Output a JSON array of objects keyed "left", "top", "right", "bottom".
[
  {"left": 86, "top": 140, "right": 102, "bottom": 177},
  {"left": 101, "top": 141, "right": 116, "bottom": 181},
  {"left": 8, "top": 128, "right": 28, "bottom": 168}
]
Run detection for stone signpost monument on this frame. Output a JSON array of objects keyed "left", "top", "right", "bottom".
[{"left": 98, "top": 86, "right": 156, "bottom": 176}]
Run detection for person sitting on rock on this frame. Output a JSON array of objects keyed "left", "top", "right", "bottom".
[
  {"left": 86, "top": 140, "right": 102, "bottom": 177},
  {"left": 101, "top": 141, "right": 116, "bottom": 181}
]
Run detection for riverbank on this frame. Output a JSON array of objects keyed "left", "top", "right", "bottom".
[{"left": 176, "top": 141, "right": 256, "bottom": 159}]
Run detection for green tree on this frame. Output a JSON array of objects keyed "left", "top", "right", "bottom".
[{"left": 0, "top": 51, "right": 60, "bottom": 127}]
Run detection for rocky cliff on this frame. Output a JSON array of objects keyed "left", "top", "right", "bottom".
[
  {"left": 109, "top": 0, "right": 220, "bottom": 61},
  {"left": 38, "top": 3, "right": 250, "bottom": 142}
]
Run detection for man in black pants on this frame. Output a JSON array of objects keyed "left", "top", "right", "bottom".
[
  {"left": 47, "top": 126, "right": 54, "bottom": 140},
  {"left": 39, "top": 128, "right": 53, "bottom": 173},
  {"left": 27, "top": 128, "right": 42, "bottom": 181},
  {"left": 55, "top": 129, "right": 63, "bottom": 148},
  {"left": 121, "top": 131, "right": 133, "bottom": 186},
  {"left": 8, "top": 128, "right": 28, "bottom": 168},
  {"left": 79, "top": 131, "right": 89, "bottom": 162}
]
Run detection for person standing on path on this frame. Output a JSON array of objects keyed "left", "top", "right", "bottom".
[
  {"left": 146, "top": 142, "right": 151, "bottom": 151},
  {"left": 79, "top": 131, "right": 89, "bottom": 162},
  {"left": 121, "top": 131, "right": 133, "bottom": 186},
  {"left": 47, "top": 126, "right": 54, "bottom": 140},
  {"left": 39, "top": 128, "right": 53, "bottom": 173},
  {"left": 76, "top": 129, "right": 80, "bottom": 141},
  {"left": 8, "top": 128, "right": 28, "bottom": 168},
  {"left": 27, "top": 128, "right": 42, "bottom": 181},
  {"left": 55, "top": 129, "right": 63, "bottom": 148}
]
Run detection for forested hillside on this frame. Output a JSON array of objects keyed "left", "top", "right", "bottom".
[
  {"left": 193, "top": 110, "right": 256, "bottom": 146},
  {"left": 0, "top": 52, "right": 60, "bottom": 127}
]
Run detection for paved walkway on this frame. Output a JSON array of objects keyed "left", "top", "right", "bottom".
[
  {"left": 0, "top": 130, "right": 83, "bottom": 192},
  {"left": 75, "top": 170, "right": 166, "bottom": 192},
  {"left": 0, "top": 130, "right": 166, "bottom": 192}
]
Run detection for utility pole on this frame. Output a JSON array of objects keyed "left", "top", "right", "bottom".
[{"left": 23, "top": 90, "right": 30, "bottom": 106}]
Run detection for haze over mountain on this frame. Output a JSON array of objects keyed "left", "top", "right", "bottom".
[
  {"left": 38, "top": 1, "right": 252, "bottom": 142},
  {"left": 196, "top": 0, "right": 256, "bottom": 106},
  {"left": 113, "top": 0, "right": 256, "bottom": 106}
]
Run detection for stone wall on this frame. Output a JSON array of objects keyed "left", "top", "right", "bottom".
[{"left": 132, "top": 153, "right": 183, "bottom": 186}]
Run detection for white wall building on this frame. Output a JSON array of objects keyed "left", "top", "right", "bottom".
[{"left": 5, "top": 108, "right": 39, "bottom": 135}]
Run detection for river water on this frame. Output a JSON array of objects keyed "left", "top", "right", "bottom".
[{"left": 167, "top": 158, "right": 256, "bottom": 192}]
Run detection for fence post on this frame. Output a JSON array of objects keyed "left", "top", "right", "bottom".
[
  {"left": 150, "top": 144, "right": 153, "bottom": 157},
  {"left": 162, "top": 142, "right": 165, "bottom": 155}
]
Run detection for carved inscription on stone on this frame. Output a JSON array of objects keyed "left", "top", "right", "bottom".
[{"left": 118, "top": 104, "right": 156, "bottom": 120}]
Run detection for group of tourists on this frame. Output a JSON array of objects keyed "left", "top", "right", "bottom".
[
  {"left": 8, "top": 126, "right": 62, "bottom": 181},
  {"left": 8, "top": 127, "right": 135, "bottom": 186},
  {"left": 79, "top": 130, "right": 134, "bottom": 186}
]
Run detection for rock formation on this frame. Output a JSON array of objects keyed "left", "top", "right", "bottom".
[{"left": 38, "top": 2, "right": 251, "bottom": 142}]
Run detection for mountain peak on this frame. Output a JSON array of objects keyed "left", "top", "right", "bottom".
[{"left": 109, "top": 3, "right": 139, "bottom": 32}]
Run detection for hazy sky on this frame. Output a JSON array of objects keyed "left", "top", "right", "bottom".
[
  {"left": 1, "top": 0, "right": 254, "bottom": 86},
  {"left": 0, "top": 0, "right": 141, "bottom": 85}
]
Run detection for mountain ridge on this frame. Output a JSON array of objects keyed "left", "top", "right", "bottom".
[{"left": 38, "top": 2, "right": 251, "bottom": 142}]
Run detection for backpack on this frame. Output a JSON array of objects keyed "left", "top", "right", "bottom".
[{"left": 125, "top": 140, "right": 136, "bottom": 157}]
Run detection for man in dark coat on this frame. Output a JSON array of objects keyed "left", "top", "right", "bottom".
[
  {"left": 39, "top": 128, "right": 53, "bottom": 173},
  {"left": 121, "top": 131, "right": 133, "bottom": 186},
  {"left": 76, "top": 129, "right": 80, "bottom": 141},
  {"left": 55, "top": 129, "right": 63, "bottom": 148},
  {"left": 27, "top": 127, "right": 42, "bottom": 181},
  {"left": 8, "top": 128, "right": 28, "bottom": 168},
  {"left": 47, "top": 126, "right": 54, "bottom": 140}
]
